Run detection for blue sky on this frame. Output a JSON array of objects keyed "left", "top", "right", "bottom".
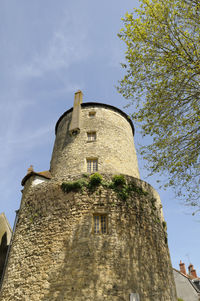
[{"left": 0, "top": 0, "right": 199, "bottom": 274}]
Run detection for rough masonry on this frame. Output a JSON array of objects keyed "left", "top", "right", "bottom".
[{"left": 0, "top": 91, "right": 177, "bottom": 301}]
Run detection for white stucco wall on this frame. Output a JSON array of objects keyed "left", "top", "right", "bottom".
[{"left": 32, "top": 176, "right": 49, "bottom": 186}]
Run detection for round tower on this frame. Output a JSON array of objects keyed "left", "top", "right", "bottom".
[
  {"left": 50, "top": 97, "right": 140, "bottom": 179},
  {"left": 0, "top": 91, "right": 177, "bottom": 301}
]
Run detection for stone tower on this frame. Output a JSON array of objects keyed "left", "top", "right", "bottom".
[{"left": 0, "top": 91, "right": 177, "bottom": 301}]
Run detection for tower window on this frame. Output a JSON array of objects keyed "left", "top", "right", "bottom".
[
  {"left": 89, "top": 111, "right": 96, "bottom": 117},
  {"left": 93, "top": 215, "right": 107, "bottom": 234},
  {"left": 87, "top": 132, "right": 96, "bottom": 141},
  {"left": 87, "top": 159, "right": 98, "bottom": 173}
]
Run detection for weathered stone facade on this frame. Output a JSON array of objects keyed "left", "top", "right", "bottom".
[
  {"left": 1, "top": 175, "right": 176, "bottom": 301},
  {"left": 50, "top": 103, "right": 140, "bottom": 179},
  {"left": 0, "top": 96, "right": 177, "bottom": 300}
]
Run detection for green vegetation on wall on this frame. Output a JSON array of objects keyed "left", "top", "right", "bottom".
[
  {"left": 61, "top": 174, "right": 167, "bottom": 244},
  {"left": 61, "top": 173, "right": 148, "bottom": 201},
  {"left": 61, "top": 179, "right": 88, "bottom": 193}
]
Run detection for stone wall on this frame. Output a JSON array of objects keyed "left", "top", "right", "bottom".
[
  {"left": 50, "top": 104, "right": 140, "bottom": 179},
  {"left": 0, "top": 175, "right": 176, "bottom": 301}
]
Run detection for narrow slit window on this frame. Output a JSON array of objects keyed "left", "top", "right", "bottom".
[
  {"left": 87, "top": 159, "right": 98, "bottom": 173},
  {"left": 94, "top": 215, "right": 107, "bottom": 234},
  {"left": 87, "top": 132, "right": 96, "bottom": 141}
]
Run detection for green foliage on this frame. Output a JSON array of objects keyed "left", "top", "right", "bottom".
[
  {"left": 164, "top": 232, "right": 168, "bottom": 244},
  {"left": 177, "top": 298, "right": 184, "bottom": 301},
  {"left": 117, "top": 187, "right": 130, "bottom": 201},
  {"left": 61, "top": 179, "right": 87, "bottom": 193},
  {"left": 61, "top": 174, "right": 103, "bottom": 193},
  {"left": 129, "top": 183, "right": 149, "bottom": 196},
  {"left": 162, "top": 221, "right": 167, "bottom": 229},
  {"left": 111, "top": 175, "right": 149, "bottom": 201},
  {"left": 61, "top": 174, "right": 149, "bottom": 202},
  {"left": 118, "top": 0, "right": 200, "bottom": 208},
  {"left": 88, "top": 173, "right": 103, "bottom": 187},
  {"left": 82, "top": 173, "right": 89, "bottom": 178},
  {"left": 112, "top": 174, "right": 126, "bottom": 187}
]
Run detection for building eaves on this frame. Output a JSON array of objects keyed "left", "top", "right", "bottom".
[
  {"left": 173, "top": 268, "right": 200, "bottom": 294},
  {"left": 21, "top": 170, "right": 52, "bottom": 186}
]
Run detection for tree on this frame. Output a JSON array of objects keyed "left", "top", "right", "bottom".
[{"left": 118, "top": 0, "right": 200, "bottom": 210}]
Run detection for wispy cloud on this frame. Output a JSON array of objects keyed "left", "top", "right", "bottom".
[
  {"left": 0, "top": 96, "right": 52, "bottom": 168},
  {"left": 16, "top": 13, "right": 90, "bottom": 79},
  {"left": 3, "top": 124, "right": 52, "bottom": 146},
  {"left": 0, "top": 9, "right": 90, "bottom": 178}
]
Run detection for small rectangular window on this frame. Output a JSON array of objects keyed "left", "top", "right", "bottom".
[
  {"left": 89, "top": 111, "right": 96, "bottom": 117},
  {"left": 87, "top": 159, "right": 98, "bottom": 173},
  {"left": 87, "top": 132, "right": 96, "bottom": 141},
  {"left": 94, "top": 215, "right": 107, "bottom": 234}
]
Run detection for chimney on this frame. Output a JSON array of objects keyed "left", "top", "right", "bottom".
[
  {"left": 188, "top": 264, "right": 198, "bottom": 278},
  {"left": 27, "top": 165, "right": 34, "bottom": 174},
  {"left": 179, "top": 260, "right": 187, "bottom": 275},
  {"left": 69, "top": 90, "right": 83, "bottom": 135}
]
